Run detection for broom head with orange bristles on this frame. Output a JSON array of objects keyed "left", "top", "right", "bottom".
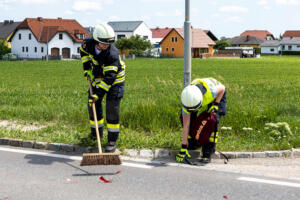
[{"left": 80, "top": 152, "right": 122, "bottom": 166}]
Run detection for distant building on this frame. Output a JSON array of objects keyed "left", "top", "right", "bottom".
[
  {"left": 108, "top": 21, "right": 152, "bottom": 41},
  {"left": 0, "top": 20, "right": 21, "bottom": 48},
  {"left": 240, "top": 30, "right": 274, "bottom": 40},
  {"left": 151, "top": 27, "right": 172, "bottom": 47},
  {"left": 280, "top": 37, "right": 300, "bottom": 52},
  {"left": 9, "top": 17, "right": 88, "bottom": 59},
  {"left": 227, "top": 35, "right": 263, "bottom": 48},
  {"left": 160, "top": 28, "right": 215, "bottom": 58},
  {"left": 282, "top": 30, "right": 300, "bottom": 38},
  {"left": 85, "top": 26, "right": 94, "bottom": 36},
  {"left": 260, "top": 40, "right": 280, "bottom": 54}
]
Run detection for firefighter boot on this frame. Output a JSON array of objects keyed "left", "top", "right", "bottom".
[
  {"left": 200, "top": 142, "right": 216, "bottom": 163},
  {"left": 105, "top": 141, "right": 117, "bottom": 153}
]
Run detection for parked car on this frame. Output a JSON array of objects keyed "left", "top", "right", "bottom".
[{"left": 2, "top": 53, "right": 18, "bottom": 61}]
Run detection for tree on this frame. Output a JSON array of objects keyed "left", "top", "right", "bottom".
[
  {"left": 0, "top": 40, "right": 11, "bottom": 55},
  {"left": 115, "top": 35, "right": 153, "bottom": 57},
  {"left": 214, "top": 40, "right": 231, "bottom": 50},
  {"left": 115, "top": 37, "right": 132, "bottom": 55}
]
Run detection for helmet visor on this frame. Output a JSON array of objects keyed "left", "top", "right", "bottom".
[{"left": 97, "top": 37, "right": 115, "bottom": 44}]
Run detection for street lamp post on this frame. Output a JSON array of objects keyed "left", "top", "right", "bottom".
[{"left": 183, "top": 0, "right": 191, "bottom": 87}]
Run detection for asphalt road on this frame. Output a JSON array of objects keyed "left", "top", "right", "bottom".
[{"left": 0, "top": 146, "right": 300, "bottom": 200}]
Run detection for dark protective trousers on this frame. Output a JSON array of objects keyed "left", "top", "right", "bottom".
[{"left": 88, "top": 83, "right": 124, "bottom": 142}]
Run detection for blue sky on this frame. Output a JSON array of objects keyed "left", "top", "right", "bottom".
[{"left": 0, "top": 0, "right": 299, "bottom": 38}]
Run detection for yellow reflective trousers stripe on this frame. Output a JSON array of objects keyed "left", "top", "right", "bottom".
[{"left": 90, "top": 119, "right": 104, "bottom": 128}]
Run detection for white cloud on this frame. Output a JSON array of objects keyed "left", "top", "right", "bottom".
[
  {"left": 155, "top": 9, "right": 183, "bottom": 17},
  {"left": 108, "top": 16, "right": 120, "bottom": 21},
  {"left": 258, "top": 0, "right": 268, "bottom": 5},
  {"left": 72, "top": 0, "right": 102, "bottom": 11},
  {"left": 103, "top": 0, "right": 114, "bottom": 5},
  {"left": 257, "top": 0, "right": 272, "bottom": 10},
  {"left": 276, "top": 0, "right": 299, "bottom": 5},
  {"left": 141, "top": 0, "right": 180, "bottom": 2},
  {"left": 19, "top": 0, "right": 51, "bottom": 4},
  {"left": 219, "top": 6, "right": 248, "bottom": 13},
  {"left": 211, "top": 13, "right": 219, "bottom": 18},
  {"left": 224, "top": 16, "right": 242, "bottom": 23},
  {"left": 64, "top": 10, "right": 73, "bottom": 15}
]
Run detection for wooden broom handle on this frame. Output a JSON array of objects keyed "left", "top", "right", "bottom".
[{"left": 88, "top": 77, "right": 102, "bottom": 154}]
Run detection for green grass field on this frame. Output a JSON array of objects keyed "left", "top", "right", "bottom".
[{"left": 0, "top": 56, "right": 299, "bottom": 151}]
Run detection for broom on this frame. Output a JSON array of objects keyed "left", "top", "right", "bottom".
[{"left": 80, "top": 77, "right": 121, "bottom": 166}]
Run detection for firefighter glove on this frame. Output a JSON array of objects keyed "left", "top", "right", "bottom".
[
  {"left": 208, "top": 105, "right": 218, "bottom": 114},
  {"left": 176, "top": 148, "right": 191, "bottom": 163},
  {"left": 88, "top": 94, "right": 99, "bottom": 107},
  {"left": 84, "top": 70, "right": 94, "bottom": 81}
]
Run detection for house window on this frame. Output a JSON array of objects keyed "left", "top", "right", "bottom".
[
  {"left": 175, "top": 37, "right": 177, "bottom": 42},
  {"left": 19, "top": 34, "right": 21, "bottom": 40},
  {"left": 172, "top": 48, "right": 174, "bottom": 52},
  {"left": 29, "top": 33, "right": 32, "bottom": 40},
  {"left": 270, "top": 48, "right": 274, "bottom": 52},
  {"left": 171, "top": 37, "right": 174, "bottom": 42},
  {"left": 34, "top": 47, "right": 37, "bottom": 52},
  {"left": 22, "top": 47, "right": 24, "bottom": 52},
  {"left": 166, "top": 48, "right": 169, "bottom": 52},
  {"left": 117, "top": 34, "right": 125, "bottom": 39},
  {"left": 41, "top": 47, "right": 44, "bottom": 53},
  {"left": 26, "top": 47, "right": 28, "bottom": 52},
  {"left": 59, "top": 33, "right": 63, "bottom": 40},
  {"left": 288, "top": 45, "right": 292, "bottom": 50},
  {"left": 79, "top": 34, "right": 84, "bottom": 40},
  {"left": 282, "top": 45, "right": 285, "bottom": 50},
  {"left": 143, "top": 36, "right": 148, "bottom": 39},
  {"left": 77, "top": 47, "right": 80, "bottom": 53},
  {"left": 297, "top": 45, "right": 300, "bottom": 48}
]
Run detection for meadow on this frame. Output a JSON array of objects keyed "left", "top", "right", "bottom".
[{"left": 0, "top": 56, "right": 299, "bottom": 151}]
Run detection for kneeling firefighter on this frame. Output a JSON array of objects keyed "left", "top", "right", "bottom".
[
  {"left": 176, "top": 78, "right": 227, "bottom": 163},
  {"left": 80, "top": 23, "right": 125, "bottom": 152}
]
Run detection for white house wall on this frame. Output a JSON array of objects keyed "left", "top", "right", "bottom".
[
  {"left": 115, "top": 32, "right": 134, "bottom": 40},
  {"left": 133, "top": 22, "right": 152, "bottom": 41},
  {"left": 281, "top": 44, "right": 300, "bottom": 51},
  {"left": 48, "top": 32, "right": 81, "bottom": 57},
  {"left": 11, "top": 29, "right": 47, "bottom": 59},
  {"left": 261, "top": 46, "right": 279, "bottom": 54}
]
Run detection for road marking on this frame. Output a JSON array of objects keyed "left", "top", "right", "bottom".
[
  {"left": 238, "top": 177, "right": 300, "bottom": 188},
  {"left": 0, "top": 146, "right": 153, "bottom": 169}
]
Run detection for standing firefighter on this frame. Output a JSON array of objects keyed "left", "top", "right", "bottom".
[
  {"left": 176, "top": 78, "right": 227, "bottom": 163},
  {"left": 80, "top": 23, "right": 125, "bottom": 152}
]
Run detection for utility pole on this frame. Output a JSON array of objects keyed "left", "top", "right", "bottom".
[
  {"left": 183, "top": 0, "right": 191, "bottom": 87},
  {"left": 46, "top": 27, "right": 49, "bottom": 61}
]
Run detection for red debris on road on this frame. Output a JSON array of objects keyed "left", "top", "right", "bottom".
[{"left": 99, "top": 176, "right": 112, "bottom": 183}]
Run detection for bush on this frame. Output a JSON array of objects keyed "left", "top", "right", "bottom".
[
  {"left": 279, "top": 51, "right": 300, "bottom": 55},
  {"left": 214, "top": 40, "right": 231, "bottom": 50},
  {"left": 115, "top": 35, "right": 153, "bottom": 57},
  {"left": 0, "top": 40, "right": 11, "bottom": 56},
  {"left": 254, "top": 48, "right": 261, "bottom": 54}
]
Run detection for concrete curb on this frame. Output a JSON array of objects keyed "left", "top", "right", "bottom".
[{"left": 1, "top": 137, "right": 299, "bottom": 160}]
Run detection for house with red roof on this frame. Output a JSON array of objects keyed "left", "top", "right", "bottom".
[
  {"left": 151, "top": 27, "right": 172, "bottom": 46},
  {"left": 9, "top": 17, "right": 88, "bottom": 59},
  {"left": 240, "top": 30, "right": 274, "bottom": 40},
  {"left": 282, "top": 30, "right": 300, "bottom": 38},
  {"left": 160, "top": 28, "right": 215, "bottom": 58}
]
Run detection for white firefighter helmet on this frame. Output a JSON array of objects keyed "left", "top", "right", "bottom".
[
  {"left": 181, "top": 85, "right": 203, "bottom": 110},
  {"left": 93, "top": 23, "right": 115, "bottom": 44}
]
